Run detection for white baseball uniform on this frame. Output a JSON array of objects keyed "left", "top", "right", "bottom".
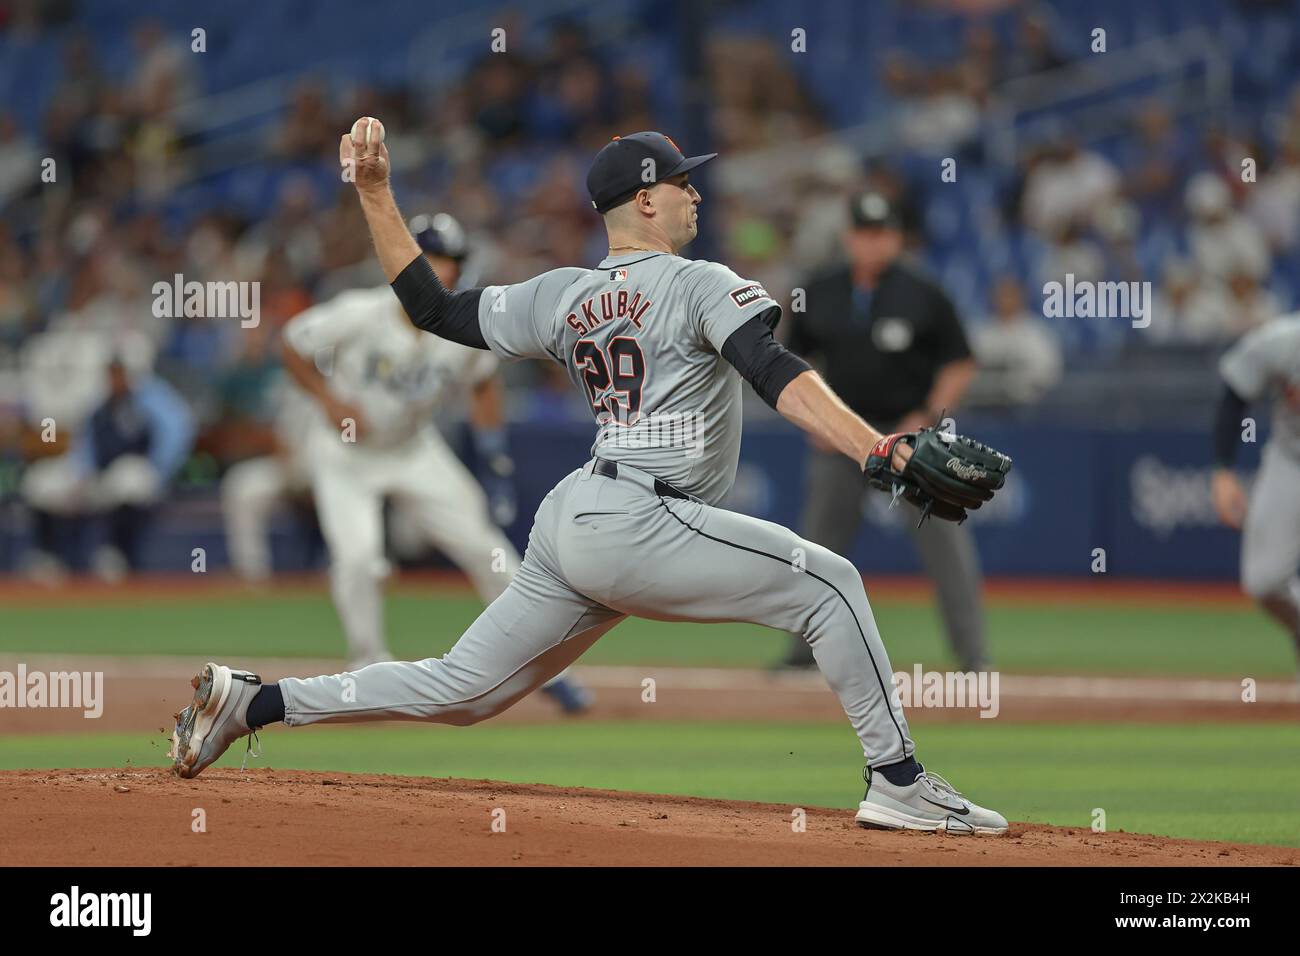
[
  {"left": 282, "top": 285, "right": 518, "bottom": 666},
  {"left": 221, "top": 381, "right": 317, "bottom": 582}
]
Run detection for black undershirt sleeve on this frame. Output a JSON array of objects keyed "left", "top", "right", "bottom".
[
  {"left": 390, "top": 254, "right": 488, "bottom": 350},
  {"left": 1213, "top": 383, "right": 1249, "bottom": 468},
  {"left": 720, "top": 308, "right": 813, "bottom": 409}
]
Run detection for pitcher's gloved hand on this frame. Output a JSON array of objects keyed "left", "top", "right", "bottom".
[{"left": 863, "top": 425, "right": 1012, "bottom": 525}]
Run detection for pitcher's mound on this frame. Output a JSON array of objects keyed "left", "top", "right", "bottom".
[{"left": 2, "top": 769, "right": 1293, "bottom": 866}]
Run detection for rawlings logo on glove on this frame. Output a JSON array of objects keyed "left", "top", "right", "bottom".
[
  {"left": 944, "top": 457, "right": 987, "bottom": 482},
  {"left": 863, "top": 425, "right": 1012, "bottom": 525}
]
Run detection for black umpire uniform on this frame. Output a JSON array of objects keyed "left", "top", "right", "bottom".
[{"left": 779, "top": 192, "right": 989, "bottom": 671}]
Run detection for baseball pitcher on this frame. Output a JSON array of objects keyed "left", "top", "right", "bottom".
[{"left": 171, "top": 122, "right": 1013, "bottom": 835}]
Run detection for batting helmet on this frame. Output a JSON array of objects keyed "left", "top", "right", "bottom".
[{"left": 409, "top": 212, "right": 468, "bottom": 262}]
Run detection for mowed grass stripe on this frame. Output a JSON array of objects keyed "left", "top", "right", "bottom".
[{"left": 1, "top": 591, "right": 1294, "bottom": 677}]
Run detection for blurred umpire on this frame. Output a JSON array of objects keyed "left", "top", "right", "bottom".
[{"left": 776, "top": 192, "right": 988, "bottom": 671}]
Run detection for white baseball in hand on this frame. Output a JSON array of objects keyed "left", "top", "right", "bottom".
[
  {"left": 351, "top": 116, "right": 385, "bottom": 146},
  {"left": 340, "top": 116, "right": 389, "bottom": 189}
]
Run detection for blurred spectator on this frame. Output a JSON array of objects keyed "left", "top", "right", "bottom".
[
  {"left": 0, "top": 226, "right": 33, "bottom": 344},
  {"left": 708, "top": 35, "right": 827, "bottom": 153},
  {"left": 1246, "top": 132, "right": 1300, "bottom": 252},
  {"left": 130, "top": 19, "right": 198, "bottom": 117},
  {"left": 1120, "top": 100, "right": 1190, "bottom": 220},
  {"left": 1173, "top": 280, "right": 1235, "bottom": 344},
  {"left": 468, "top": 51, "right": 533, "bottom": 145},
  {"left": 782, "top": 150, "right": 865, "bottom": 270},
  {"left": 970, "top": 276, "right": 1063, "bottom": 404},
  {"left": 1148, "top": 259, "right": 1279, "bottom": 344},
  {"left": 961, "top": 22, "right": 1005, "bottom": 89},
  {"left": 52, "top": 30, "right": 104, "bottom": 120},
  {"left": 1224, "top": 268, "right": 1282, "bottom": 337},
  {"left": 277, "top": 81, "right": 336, "bottom": 162},
  {"left": 1147, "top": 258, "right": 1200, "bottom": 342},
  {"left": 1021, "top": 137, "right": 1120, "bottom": 237},
  {"left": 1038, "top": 220, "right": 1106, "bottom": 287},
  {"left": 1093, "top": 199, "right": 1145, "bottom": 283},
  {"left": 20, "top": 358, "right": 195, "bottom": 580},
  {"left": 531, "top": 20, "right": 616, "bottom": 143},
  {"left": 882, "top": 53, "right": 982, "bottom": 157},
  {"left": 0, "top": 113, "right": 39, "bottom": 204},
  {"left": 1200, "top": 125, "right": 1258, "bottom": 207},
  {"left": 1004, "top": 10, "right": 1068, "bottom": 79},
  {"left": 236, "top": 176, "right": 325, "bottom": 282},
  {"left": 611, "top": 65, "right": 656, "bottom": 133},
  {"left": 54, "top": 242, "right": 166, "bottom": 348},
  {"left": 1186, "top": 172, "right": 1271, "bottom": 283}
]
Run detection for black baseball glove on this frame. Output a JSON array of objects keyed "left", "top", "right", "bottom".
[{"left": 863, "top": 425, "right": 1012, "bottom": 525}]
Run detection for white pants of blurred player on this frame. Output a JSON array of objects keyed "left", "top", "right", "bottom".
[
  {"left": 308, "top": 428, "right": 520, "bottom": 668},
  {"left": 221, "top": 455, "right": 312, "bottom": 582}
]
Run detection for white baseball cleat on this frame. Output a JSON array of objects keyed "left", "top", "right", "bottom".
[
  {"left": 856, "top": 767, "right": 1009, "bottom": 836},
  {"left": 170, "top": 663, "right": 263, "bottom": 779}
]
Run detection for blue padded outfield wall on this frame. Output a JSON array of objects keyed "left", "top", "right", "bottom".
[
  {"left": 505, "top": 419, "right": 1261, "bottom": 582},
  {"left": 0, "top": 418, "right": 1263, "bottom": 581}
]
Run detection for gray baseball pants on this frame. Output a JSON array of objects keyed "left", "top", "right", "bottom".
[
  {"left": 279, "top": 458, "right": 915, "bottom": 767},
  {"left": 783, "top": 449, "right": 989, "bottom": 671},
  {"left": 1241, "top": 444, "right": 1300, "bottom": 655}
]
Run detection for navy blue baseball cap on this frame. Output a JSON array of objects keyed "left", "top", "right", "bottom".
[
  {"left": 409, "top": 212, "right": 468, "bottom": 261},
  {"left": 587, "top": 132, "right": 717, "bottom": 214}
]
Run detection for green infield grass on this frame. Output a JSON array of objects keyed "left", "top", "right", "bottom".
[{"left": 1, "top": 588, "right": 1293, "bottom": 677}]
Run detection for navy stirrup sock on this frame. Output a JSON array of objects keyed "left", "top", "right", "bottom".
[
  {"left": 245, "top": 684, "right": 285, "bottom": 728},
  {"left": 876, "top": 756, "right": 923, "bottom": 787}
]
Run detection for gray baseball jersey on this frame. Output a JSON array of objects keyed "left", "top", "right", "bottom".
[
  {"left": 279, "top": 250, "right": 915, "bottom": 770},
  {"left": 1220, "top": 315, "right": 1300, "bottom": 603},
  {"left": 477, "top": 251, "right": 779, "bottom": 503},
  {"left": 1220, "top": 313, "right": 1300, "bottom": 462}
]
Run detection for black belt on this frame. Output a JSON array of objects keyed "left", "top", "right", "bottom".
[{"left": 593, "top": 458, "right": 690, "bottom": 500}]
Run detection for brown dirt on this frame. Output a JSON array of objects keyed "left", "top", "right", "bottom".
[{"left": 2, "top": 768, "right": 1295, "bottom": 867}]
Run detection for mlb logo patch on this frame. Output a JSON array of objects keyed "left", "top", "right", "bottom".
[{"left": 610, "top": 269, "right": 628, "bottom": 282}]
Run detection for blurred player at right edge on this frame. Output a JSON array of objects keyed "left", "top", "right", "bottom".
[
  {"left": 280, "top": 213, "right": 591, "bottom": 712},
  {"left": 1212, "top": 312, "right": 1300, "bottom": 673}
]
